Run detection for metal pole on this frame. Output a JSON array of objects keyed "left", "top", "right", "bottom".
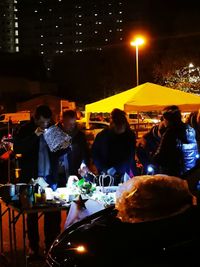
[
  {"left": 0, "top": 203, "right": 3, "bottom": 253},
  {"left": 136, "top": 45, "right": 139, "bottom": 86},
  {"left": 8, "top": 208, "right": 13, "bottom": 254}
]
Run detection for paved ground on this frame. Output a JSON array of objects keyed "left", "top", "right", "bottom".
[{"left": 0, "top": 202, "right": 67, "bottom": 267}]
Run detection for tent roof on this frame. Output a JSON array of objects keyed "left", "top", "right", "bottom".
[{"left": 86, "top": 82, "right": 200, "bottom": 113}]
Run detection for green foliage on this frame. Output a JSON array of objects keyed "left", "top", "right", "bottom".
[{"left": 76, "top": 178, "right": 96, "bottom": 196}]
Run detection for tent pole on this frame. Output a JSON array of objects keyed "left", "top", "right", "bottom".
[
  {"left": 86, "top": 112, "right": 90, "bottom": 129},
  {"left": 137, "top": 111, "right": 139, "bottom": 138}
]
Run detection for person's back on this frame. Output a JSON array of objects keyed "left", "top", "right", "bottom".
[{"left": 92, "top": 108, "right": 136, "bottom": 183}]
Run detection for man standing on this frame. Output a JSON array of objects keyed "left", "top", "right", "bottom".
[
  {"left": 14, "top": 105, "right": 62, "bottom": 259},
  {"left": 57, "top": 110, "right": 90, "bottom": 183}
]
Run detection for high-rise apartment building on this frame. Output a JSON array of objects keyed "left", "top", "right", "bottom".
[
  {"left": 16, "top": 0, "right": 126, "bottom": 70},
  {"left": 0, "top": 0, "right": 19, "bottom": 53}
]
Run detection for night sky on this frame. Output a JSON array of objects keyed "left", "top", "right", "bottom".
[{"left": 1, "top": 0, "right": 200, "bottom": 105}]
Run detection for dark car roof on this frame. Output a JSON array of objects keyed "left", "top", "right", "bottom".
[{"left": 48, "top": 205, "right": 200, "bottom": 266}]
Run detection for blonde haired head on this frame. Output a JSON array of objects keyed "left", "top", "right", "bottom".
[{"left": 116, "top": 175, "right": 193, "bottom": 223}]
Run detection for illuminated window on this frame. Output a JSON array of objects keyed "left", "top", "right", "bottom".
[
  {"left": 47, "top": 68, "right": 50, "bottom": 71},
  {"left": 59, "top": 42, "right": 63, "bottom": 44},
  {"left": 99, "top": 22, "right": 102, "bottom": 24},
  {"left": 15, "top": 38, "right": 19, "bottom": 44},
  {"left": 109, "top": 12, "right": 112, "bottom": 15},
  {"left": 60, "top": 50, "right": 63, "bottom": 53},
  {"left": 59, "top": 17, "right": 62, "bottom": 19},
  {"left": 14, "top": 0, "right": 17, "bottom": 3},
  {"left": 94, "top": 30, "right": 98, "bottom": 34},
  {"left": 119, "top": 29, "right": 123, "bottom": 31},
  {"left": 34, "top": 10, "right": 38, "bottom": 13},
  {"left": 79, "top": 40, "right": 82, "bottom": 43},
  {"left": 105, "top": 38, "right": 108, "bottom": 42},
  {"left": 120, "top": 20, "right": 123, "bottom": 22},
  {"left": 78, "top": 15, "right": 82, "bottom": 18},
  {"left": 94, "top": 14, "right": 98, "bottom": 16},
  {"left": 120, "top": 37, "right": 123, "bottom": 40},
  {"left": 58, "top": 0, "right": 62, "bottom": 2},
  {"left": 3, "top": 14, "right": 6, "bottom": 17},
  {"left": 79, "top": 32, "right": 82, "bottom": 35},
  {"left": 41, "top": 51, "right": 44, "bottom": 54},
  {"left": 15, "top": 22, "right": 18, "bottom": 27},
  {"left": 14, "top": 8, "right": 18, "bottom": 12},
  {"left": 40, "top": 18, "right": 43, "bottom": 21},
  {"left": 119, "top": 11, "right": 122, "bottom": 14},
  {"left": 79, "top": 23, "right": 82, "bottom": 26},
  {"left": 41, "top": 35, "right": 43, "bottom": 37},
  {"left": 15, "top": 30, "right": 18, "bottom": 35},
  {"left": 49, "top": 9, "right": 52, "bottom": 12},
  {"left": 56, "top": 25, "right": 58, "bottom": 28},
  {"left": 119, "top": 2, "right": 122, "bottom": 4},
  {"left": 109, "top": 29, "right": 112, "bottom": 32},
  {"left": 40, "top": 43, "right": 44, "bottom": 46},
  {"left": 16, "top": 46, "right": 19, "bottom": 52}
]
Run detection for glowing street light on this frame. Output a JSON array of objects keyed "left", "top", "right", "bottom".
[{"left": 130, "top": 36, "right": 145, "bottom": 86}]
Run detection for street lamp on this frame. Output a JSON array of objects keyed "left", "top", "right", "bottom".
[{"left": 130, "top": 36, "right": 145, "bottom": 86}]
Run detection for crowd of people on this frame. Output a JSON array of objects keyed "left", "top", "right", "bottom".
[{"left": 0, "top": 103, "right": 199, "bottom": 259}]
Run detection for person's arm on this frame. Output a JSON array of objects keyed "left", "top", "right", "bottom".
[
  {"left": 13, "top": 124, "right": 39, "bottom": 155},
  {"left": 153, "top": 129, "right": 175, "bottom": 165},
  {"left": 80, "top": 132, "right": 90, "bottom": 166},
  {"left": 114, "top": 130, "right": 136, "bottom": 170},
  {"left": 92, "top": 131, "right": 108, "bottom": 173}
]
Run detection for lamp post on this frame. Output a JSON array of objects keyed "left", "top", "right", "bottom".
[{"left": 130, "top": 37, "right": 145, "bottom": 86}]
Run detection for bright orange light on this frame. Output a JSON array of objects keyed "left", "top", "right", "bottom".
[
  {"left": 76, "top": 245, "right": 86, "bottom": 253},
  {"left": 130, "top": 36, "right": 145, "bottom": 47}
]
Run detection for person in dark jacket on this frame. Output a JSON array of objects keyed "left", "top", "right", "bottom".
[
  {"left": 136, "top": 119, "right": 166, "bottom": 174},
  {"left": 13, "top": 105, "right": 64, "bottom": 258},
  {"left": 92, "top": 108, "right": 136, "bottom": 184},
  {"left": 153, "top": 105, "right": 199, "bottom": 177},
  {"left": 57, "top": 110, "right": 90, "bottom": 183}
]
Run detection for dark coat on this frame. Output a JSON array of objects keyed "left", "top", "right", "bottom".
[
  {"left": 92, "top": 128, "right": 136, "bottom": 176},
  {"left": 153, "top": 122, "right": 198, "bottom": 176},
  {"left": 13, "top": 120, "right": 66, "bottom": 185},
  {"left": 57, "top": 123, "right": 90, "bottom": 177}
]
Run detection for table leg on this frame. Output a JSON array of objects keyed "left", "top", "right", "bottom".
[
  {"left": 22, "top": 213, "right": 28, "bottom": 267},
  {"left": 0, "top": 203, "right": 3, "bottom": 253},
  {"left": 8, "top": 208, "right": 13, "bottom": 254},
  {"left": 12, "top": 210, "right": 17, "bottom": 252}
]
